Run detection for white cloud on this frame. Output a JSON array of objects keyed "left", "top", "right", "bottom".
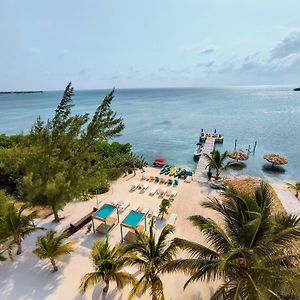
[
  {"left": 270, "top": 29, "right": 300, "bottom": 59},
  {"left": 180, "top": 43, "right": 216, "bottom": 55}
]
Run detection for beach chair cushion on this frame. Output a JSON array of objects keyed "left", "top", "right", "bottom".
[{"left": 167, "top": 213, "right": 177, "bottom": 226}]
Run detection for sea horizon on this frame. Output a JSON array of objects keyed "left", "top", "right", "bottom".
[{"left": 1, "top": 85, "right": 299, "bottom": 183}]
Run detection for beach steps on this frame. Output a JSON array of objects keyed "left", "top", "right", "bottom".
[{"left": 194, "top": 137, "right": 216, "bottom": 183}]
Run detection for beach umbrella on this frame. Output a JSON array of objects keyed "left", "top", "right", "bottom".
[
  {"left": 228, "top": 151, "right": 249, "bottom": 162},
  {"left": 264, "top": 154, "right": 288, "bottom": 168},
  {"left": 154, "top": 157, "right": 166, "bottom": 163}
]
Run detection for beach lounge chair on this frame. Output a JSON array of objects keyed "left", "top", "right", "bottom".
[
  {"left": 141, "top": 183, "right": 149, "bottom": 192},
  {"left": 159, "top": 188, "right": 167, "bottom": 197},
  {"left": 156, "top": 188, "right": 163, "bottom": 195},
  {"left": 155, "top": 176, "right": 160, "bottom": 183},
  {"left": 173, "top": 179, "right": 179, "bottom": 186},
  {"left": 170, "top": 190, "right": 177, "bottom": 199},
  {"left": 119, "top": 201, "right": 130, "bottom": 213},
  {"left": 149, "top": 186, "right": 158, "bottom": 196},
  {"left": 136, "top": 206, "right": 143, "bottom": 212},
  {"left": 138, "top": 182, "right": 144, "bottom": 189},
  {"left": 160, "top": 177, "right": 167, "bottom": 184},
  {"left": 167, "top": 213, "right": 177, "bottom": 226},
  {"left": 142, "top": 207, "right": 149, "bottom": 214},
  {"left": 130, "top": 182, "right": 139, "bottom": 191},
  {"left": 167, "top": 179, "right": 173, "bottom": 185},
  {"left": 110, "top": 200, "right": 118, "bottom": 206},
  {"left": 142, "top": 174, "right": 149, "bottom": 181},
  {"left": 149, "top": 176, "right": 155, "bottom": 181},
  {"left": 165, "top": 189, "right": 172, "bottom": 197}
]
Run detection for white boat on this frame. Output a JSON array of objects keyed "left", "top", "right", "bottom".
[{"left": 193, "top": 143, "right": 203, "bottom": 158}]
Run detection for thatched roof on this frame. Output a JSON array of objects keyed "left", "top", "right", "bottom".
[
  {"left": 264, "top": 154, "right": 288, "bottom": 165},
  {"left": 228, "top": 151, "right": 248, "bottom": 161}
]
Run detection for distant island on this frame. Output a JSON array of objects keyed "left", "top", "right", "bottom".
[
  {"left": 0, "top": 91, "right": 43, "bottom": 94},
  {"left": 293, "top": 87, "right": 300, "bottom": 91}
]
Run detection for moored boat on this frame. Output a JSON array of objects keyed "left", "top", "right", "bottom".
[{"left": 169, "top": 166, "right": 176, "bottom": 176}]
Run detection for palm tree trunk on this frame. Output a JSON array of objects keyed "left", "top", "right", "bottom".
[
  {"left": 16, "top": 240, "right": 22, "bottom": 255},
  {"left": 103, "top": 280, "right": 109, "bottom": 295},
  {"left": 296, "top": 191, "right": 299, "bottom": 199},
  {"left": 215, "top": 169, "right": 220, "bottom": 180},
  {"left": 50, "top": 259, "right": 58, "bottom": 271},
  {"left": 152, "top": 296, "right": 158, "bottom": 300},
  {"left": 52, "top": 206, "right": 60, "bottom": 223}
]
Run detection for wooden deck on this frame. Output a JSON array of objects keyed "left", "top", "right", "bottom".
[{"left": 194, "top": 137, "right": 216, "bottom": 182}]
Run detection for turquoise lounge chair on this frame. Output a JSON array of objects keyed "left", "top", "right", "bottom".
[
  {"left": 155, "top": 176, "right": 160, "bottom": 183},
  {"left": 168, "top": 179, "right": 173, "bottom": 185},
  {"left": 173, "top": 179, "right": 179, "bottom": 186}
]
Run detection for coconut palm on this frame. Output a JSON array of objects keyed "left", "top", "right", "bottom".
[
  {"left": 33, "top": 230, "right": 75, "bottom": 271},
  {"left": 286, "top": 182, "right": 300, "bottom": 199},
  {"left": 164, "top": 183, "right": 300, "bottom": 299},
  {"left": 205, "top": 150, "right": 242, "bottom": 180},
  {"left": 122, "top": 219, "right": 176, "bottom": 300},
  {"left": 0, "top": 203, "right": 43, "bottom": 258},
  {"left": 80, "top": 239, "right": 135, "bottom": 296},
  {"left": 159, "top": 199, "right": 171, "bottom": 220}
]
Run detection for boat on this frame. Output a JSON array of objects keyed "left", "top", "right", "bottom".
[
  {"left": 160, "top": 165, "right": 169, "bottom": 174},
  {"left": 178, "top": 169, "right": 186, "bottom": 178},
  {"left": 174, "top": 168, "right": 181, "bottom": 177},
  {"left": 169, "top": 166, "right": 176, "bottom": 176},
  {"left": 294, "top": 87, "right": 300, "bottom": 91},
  {"left": 193, "top": 143, "right": 203, "bottom": 160},
  {"left": 162, "top": 166, "right": 172, "bottom": 175}
]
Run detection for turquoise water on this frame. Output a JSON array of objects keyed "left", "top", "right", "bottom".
[
  {"left": 0, "top": 86, "right": 300, "bottom": 182},
  {"left": 94, "top": 203, "right": 115, "bottom": 219},
  {"left": 122, "top": 210, "right": 144, "bottom": 227}
]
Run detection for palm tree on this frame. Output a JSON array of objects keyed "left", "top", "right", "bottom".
[
  {"left": 205, "top": 150, "right": 241, "bottom": 180},
  {"left": 122, "top": 219, "right": 176, "bottom": 300},
  {"left": 164, "top": 183, "right": 300, "bottom": 299},
  {"left": 0, "top": 203, "right": 43, "bottom": 258},
  {"left": 286, "top": 182, "right": 300, "bottom": 199},
  {"left": 33, "top": 230, "right": 75, "bottom": 271},
  {"left": 80, "top": 239, "right": 135, "bottom": 296},
  {"left": 159, "top": 198, "right": 171, "bottom": 220}
]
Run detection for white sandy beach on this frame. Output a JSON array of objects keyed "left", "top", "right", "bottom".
[{"left": 1, "top": 167, "right": 296, "bottom": 300}]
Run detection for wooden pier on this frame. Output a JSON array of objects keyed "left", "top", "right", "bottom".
[{"left": 194, "top": 137, "right": 216, "bottom": 183}]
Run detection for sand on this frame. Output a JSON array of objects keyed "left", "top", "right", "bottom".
[{"left": 1, "top": 167, "right": 294, "bottom": 300}]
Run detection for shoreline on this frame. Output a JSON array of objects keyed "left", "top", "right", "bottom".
[{"left": 1, "top": 166, "right": 298, "bottom": 299}]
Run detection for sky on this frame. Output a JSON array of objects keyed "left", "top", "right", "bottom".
[{"left": 1, "top": 0, "right": 300, "bottom": 90}]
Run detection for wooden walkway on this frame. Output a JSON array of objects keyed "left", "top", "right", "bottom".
[{"left": 194, "top": 137, "right": 216, "bottom": 183}]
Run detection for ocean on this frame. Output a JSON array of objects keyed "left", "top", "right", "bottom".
[{"left": 1, "top": 86, "right": 299, "bottom": 183}]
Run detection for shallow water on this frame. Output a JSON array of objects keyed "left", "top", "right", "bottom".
[{"left": 1, "top": 86, "right": 299, "bottom": 182}]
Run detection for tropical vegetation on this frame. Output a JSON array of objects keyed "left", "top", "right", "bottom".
[
  {"left": 33, "top": 230, "right": 75, "bottom": 271},
  {"left": 0, "top": 83, "right": 145, "bottom": 222},
  {"left": 205, "top": 149, "right": 242, "bottom": 180},
  {"left": 0, "top": 203, "right": 43, "bottom": 258},
  {"left": 80, "top": 239, "right": 135, "bottom": 296},
  {"left": 159, "top": 198, "right": 171, "bottom": 220},
  {"left": 286, "top": 181, "right": 300, "bottom": 199},
  {"left": 164, "top": 182, "right": 300, "bottom": 299},
  {"left": 122, "top": 219, "right": 176, "bottom": 300}
]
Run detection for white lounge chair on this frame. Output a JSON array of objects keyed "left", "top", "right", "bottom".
[
  {"left": 130, "top": 182, "right": 139, "bottom": 191},
  {"left": 170, "top": 190, "right": 177, "bottom": 199},
  {"left": 141, "top": 183, "right": 149, "bottom": 192},
  {"left": 119, "top": 201, "right": 130, "bottom": 212},
  {"left": 159, "top": 188, "right": 167, "bottom": 197},
  {"left": 142, "top": 207, "right": 149, "bottom": 214},
  {"left": 167, "top": 213, "right": 177, "bottom": 226},
  {"left": 149, "top": 186, "right": 157, "bottom": 196}
]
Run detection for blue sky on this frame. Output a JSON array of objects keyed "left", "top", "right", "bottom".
[{"left": 1, "top": 0, "right": 300, "bottom": 90}]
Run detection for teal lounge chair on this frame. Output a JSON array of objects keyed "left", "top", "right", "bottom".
[
  {"left": 174, "top": 179, "right": 179, "bottom": 186},
  {"left": 155, "top": 176, "right": 160, "bottom": 183},
  {"left": 168, "top": 179, "right": 173, "bottom": 185}
]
